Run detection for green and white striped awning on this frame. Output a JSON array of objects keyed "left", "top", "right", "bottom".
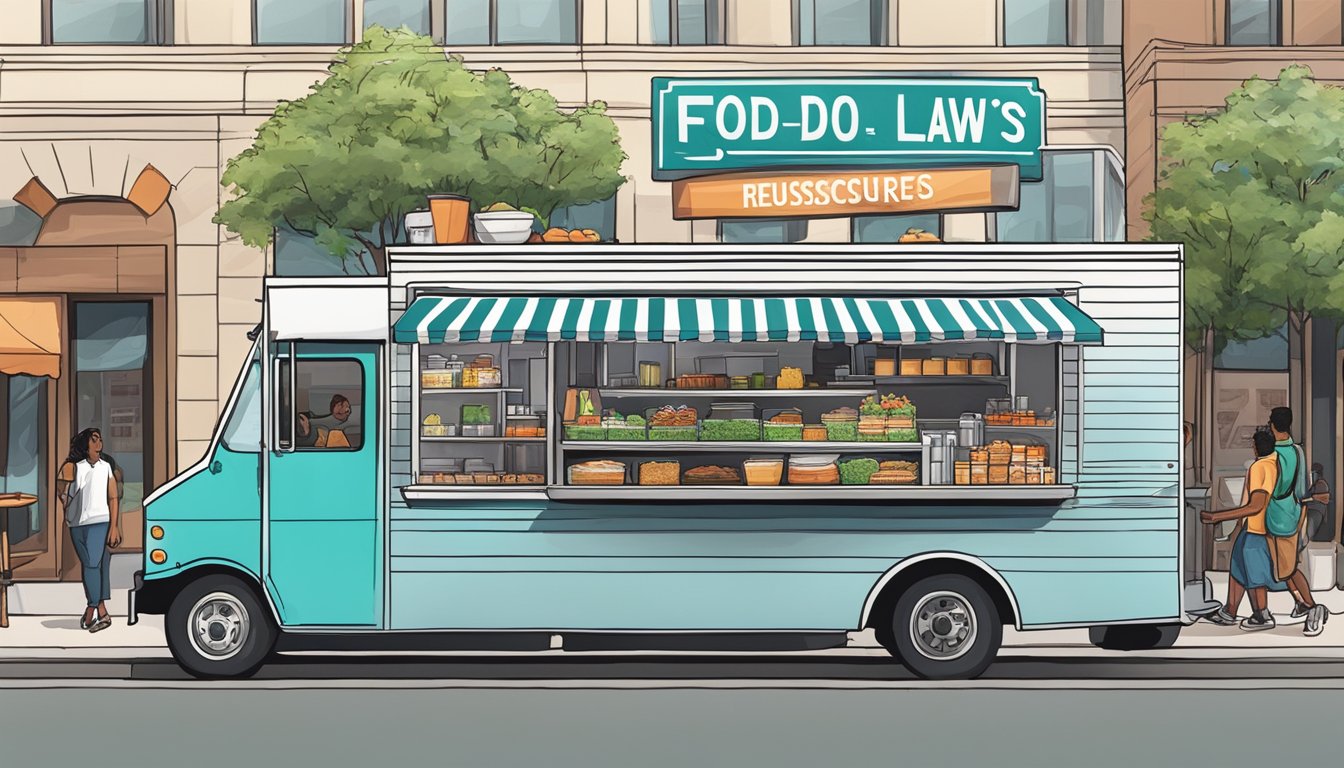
[{"left": 394, "top": 296, "right": 1103, "bottom": 345}]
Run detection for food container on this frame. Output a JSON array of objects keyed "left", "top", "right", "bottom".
[
  {"left": 1009, "top": 463, "right": 1027, "bottom": 485},
  {"left": 638, "top": 460, "right": 680, "bottom": 486},
  {"left": 971, "top": 463, "right": 989, "bottom": 485},
  {"left": 1044, "top": 467, "right": 1057, "bottom": 484},
  {"left": 989, "top": 465, "right": 1009, "bottom": 485},
  {"left": 710, "top": 402, "right": 758, "bottom": 420},
  {"left": 1025, "top": 445, "right": 1048, "bottom": 462},
  {"left": 787, "top": 454, "right": 840, "bottom": 485},
  {"left": 971, "top": 353, "right": 995, "bottom": 376},
  {"left": 802, "top": 425, "right": 828, "bottom": 442},
  {"left": 875, "top": 358, "right": 897, "bottom": 377},
  {"left": 638, "top": 361, "right": 663, "bottom": 388},
  {"left": 750, "top": 372, "right": 766, "bottom": 389},
  {"left": 1025, "top": 463, "right": 1044, "bottom": 485},
  {"left": 701, "top": 419, "right": 761, "bottom": 441},
  {"left": 858, "top": 418, "right": 888, "bottom": 442},
  {"left": 604, "top": 422, "right": 647, "bottom": 441},
  {"left": 428, "top": 194, "right": 470, "bottom": 244},
  {"left": 569, "top": 460, "right": 627, "bottom": 485},
  {"left": 840, "top": 458, "right": 880, "bottom": 485},
  {"left": 405, "top": 210, "right": 435, "bottom": 244},
  {"left": 900, "top": 359, "right": 922, "bottom": 376},
  {"left": 421, "top": 371, "right": 454, "bottom": 388},
  {"left": 682, "top": 465, "right": 742, "bottom": 485},
  {"left": 824, "top": 420, "right": 858, "bottom": 442},
  {"left": 423, "top": 424, "right": 449, "bottom": 437},
  {"left": 947, "top": 357, "right": 970, "bottom": 376},
  {"left": 958, "top": 412, "right": 985, "bottom": 449},
  {"left": 777, "top": 367, "right": 805, "bottom": 389},
  {"left": 563, "top": 424, "right": 606, "bottom": 441},
  {"left": 473, "top": 211, "right": 537, "bottom": 245},
  {"left": 970, "top": 449, "right": 989, "bottom": 464},
  {"left": 987, "top": 440, "right": 1013, "bottom": 465},
  {"left": 462, "top": 367, "right": 480, "bottom": 389},
  {"left": 955, "top": 461, "right": 971, "bottom": 485},
  {"left": 461, "top": 404, "right": 493, "bottom": 425},
  {"left": 1011, "top": 445, "right": 1027, "bottom": 464},
  {"left": 477, "top": 368, "right": 502, "bottom": 388},
  {"left": 763, "top": 423, "right": 804, "bottom": 441},
  {"left": 744, "top": 458, "right": 785, "bottom": 486},
  {"left": 730, "top": 376, "right": 750, "bottom": 390},
  {"left": 648, "top": 426, "right": 697, "bottom": 441},
  {"left": 462, "top": 424, "right": 496, "bottom": 437},
  {"left": 922, "top": 358, "right": 946, "bottom": 376}
]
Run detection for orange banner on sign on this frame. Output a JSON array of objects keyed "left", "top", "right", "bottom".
[{"left": 671, "top": 166, "right": 1019, "bottom": 220}]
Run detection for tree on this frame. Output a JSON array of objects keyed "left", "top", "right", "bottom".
[
  {"left": 215, "top": 26, "right": 628, "bottom": 275},
  {"left": 1145, "top": 65, "right": 1344, "bottom": 424}
]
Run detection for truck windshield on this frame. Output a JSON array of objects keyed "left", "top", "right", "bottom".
[{"left": 221, "top": 361, "right": 262, "bottom": 453}]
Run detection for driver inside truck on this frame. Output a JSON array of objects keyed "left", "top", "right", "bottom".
[{"left": 297, "top": 394, "right": 359, "bottom": 448}]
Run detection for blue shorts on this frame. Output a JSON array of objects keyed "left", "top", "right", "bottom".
[{"left": 1230, "top": 531, "right": 1289, "bottom": 591}]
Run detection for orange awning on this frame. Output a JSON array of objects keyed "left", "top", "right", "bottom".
[{"left": 0, "top": 297, "right": 62, "bottom": 379}]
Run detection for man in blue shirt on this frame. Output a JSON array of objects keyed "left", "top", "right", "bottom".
[{"left": 1268, "top": 407, "right": 1327, "bottom": 637}]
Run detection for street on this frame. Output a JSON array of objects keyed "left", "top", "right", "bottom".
[{"left": 3, "top": 654, "right": 1343, "bottom": 768}]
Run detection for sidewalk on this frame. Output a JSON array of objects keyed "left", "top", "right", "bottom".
[{"left": 3, "top": 571, "right": 1343, "bottom": 665}]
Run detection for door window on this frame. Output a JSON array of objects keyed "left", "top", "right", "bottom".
[
  {"left": 73, "top": 301, "right": 150, "bottom": 514},
  {"left": 277, "top": 355, "right": 366, "bottom": 451}
]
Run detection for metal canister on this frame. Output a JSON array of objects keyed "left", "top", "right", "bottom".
[{"left": 958, "top": 412, "right": 984, "bottom": 448}]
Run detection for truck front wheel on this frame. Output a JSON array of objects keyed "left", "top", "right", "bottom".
[
  {"left": 165, "top": 574, "right": 276, "bottom": 679},
  {"left": 889, "top": 574, "right": 1002, "bottom": 679}
]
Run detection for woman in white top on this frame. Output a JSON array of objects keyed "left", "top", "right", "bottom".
[{"left": 57, "top": 428, "right": 122, "bottom": 632}]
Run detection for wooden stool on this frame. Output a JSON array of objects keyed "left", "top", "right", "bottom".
[{"left": 0, "top": 493, "right": 39, "bottom": 628}]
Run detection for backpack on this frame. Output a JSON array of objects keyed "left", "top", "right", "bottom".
[{"left": 1266, "top": 445, "right": 1304, "bottom": 537}]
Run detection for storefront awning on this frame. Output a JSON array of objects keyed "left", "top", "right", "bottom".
[
  {"left": 0, "top": 297, "right": 63, "bottom": 379},
  {"left": 394, "top": 296, "right": 1103, "bottom": 346}
]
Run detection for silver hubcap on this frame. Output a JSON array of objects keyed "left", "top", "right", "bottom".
[
  {"left": 910, "top": 591, "right": 977, "bottom": 661},
  {"left": 188, "top": 592, "right": 249, "bottom": 661}
]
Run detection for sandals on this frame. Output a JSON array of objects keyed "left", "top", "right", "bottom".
[{"left": 81, "top": 612, "right": 112, "bottom": 633}]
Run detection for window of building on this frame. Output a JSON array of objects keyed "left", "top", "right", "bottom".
[
  {"left": 650, "top": 0, "right": 724, "bottom": 44},
  {"left": 277, "top": 357, "right": 366, "bottom": 451},
  {"left": 0, "top": 375, "right": 48, "bottom": 549},
  {"left": 1215, "top": 326, "right": 1289, "bottom": 370},
  {"left": 794, "top": 0, "right": 886, "bottom": 46},
  {"left": 718, "top": 218, "right": 809, "bottom": 243},
  {"left": 365, "top": 0, "right": 431, "bottom": 35},
  {"left": 0, "top": 203, "right": 42, "bottom": 246},
  {"left": 254, "top": 0, "right": 351, "bottom": 45},
  {"left": 222, "top": 361, "right": 263, "bottom": 453},
  {"left": 549, "top": 197, "right": 617, "bottom": 241},
  {"left": 852, "top": 213, "right": 942, "bottom": 243},
  {"left": 1227, "top": 0, "right": 1280, "bottom": 45},
  {"left": 45, "top": 0, "right": 172, "bottom": 44},
  {"left": 996, "top": 149, "right": 1124, "bottom": 243},
  {"left": 73, "top": 302, "right": 151, "bottom": 514},
  {"left": 1003, "top": 0, "right": 1066, "bottom": 45},
  {"left": 444, "top": 0, "right": 578, "bottom": 45}
]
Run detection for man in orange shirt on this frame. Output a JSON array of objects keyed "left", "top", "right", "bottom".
[{"left": 1201, "top": 429, "right": 1284, "bottom": 630}]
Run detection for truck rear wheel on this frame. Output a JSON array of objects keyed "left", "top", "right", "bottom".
[
  {"left": 165, "top": 574, "right": 276, "bottom": 679},
  {"left": 889, "top": 574, "right": 1002, "bottom": 679}
]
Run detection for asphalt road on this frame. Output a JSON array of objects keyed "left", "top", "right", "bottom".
[{"left": 3, "top": 657, "right": 1343, "bottom": 768}]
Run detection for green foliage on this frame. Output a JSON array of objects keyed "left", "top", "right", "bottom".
[
  {"left": 1146, "top": 65, "right": 1344, "bottom": 352},
  {"left": 215, "top": 26, "right": 627, "bottom": 274}
]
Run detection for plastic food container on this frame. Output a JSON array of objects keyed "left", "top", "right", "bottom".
[
  {"left": 743, "top": 458, "right": 785, "bottom": 486},
  {"left": 568, "top": 461, "right": 627, "bottom": 485},
  {"left": 788, "top": 454, "right": 840, "bottom": 485},
  {"left": 638, "top": 460, "right": 680, "bottom": 486}
]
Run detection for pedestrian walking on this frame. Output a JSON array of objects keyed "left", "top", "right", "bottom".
[
  {"left": 1266, "top": 407, "right": 1327, "bottom": 637},
  {"left": 56, "top": 427, "right": 121, "bottom": 633},
  {"left": 1202, "top": 429, "right": 1282, "bottom": 631}
]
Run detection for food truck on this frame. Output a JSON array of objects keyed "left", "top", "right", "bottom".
[{"left": 131, "top": 241, "right": 1186, "bottom": 679}]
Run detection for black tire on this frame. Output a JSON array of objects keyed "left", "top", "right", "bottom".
[
  {"left": 165, "top": 574, "right": 277, "bottom": 679},
  {"left": 889, "top": 574, "right": 1002, "bottom": 679},
  {"left": 1089, "top": 623, "right": 1181, "bottom": 651}
]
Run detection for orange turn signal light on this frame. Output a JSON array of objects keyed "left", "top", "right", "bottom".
[
  {"left": 150, "top": 525, "right": 164, "bottom": 540},
  {"left": 150, "top": 549, "right": 167, "bottom": 565}
]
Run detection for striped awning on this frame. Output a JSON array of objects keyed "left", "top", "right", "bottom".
[{"left": 394, "top": 296, "right": 1103, "bottom": 345}]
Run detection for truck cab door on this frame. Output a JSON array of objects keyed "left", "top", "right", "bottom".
[{"left": 267, "top": 342, "right": 382, "bottom": 627}]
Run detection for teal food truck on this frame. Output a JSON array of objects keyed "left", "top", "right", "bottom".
[{"left": 132, "top": 242, "right": 1187, "bottom": 679}]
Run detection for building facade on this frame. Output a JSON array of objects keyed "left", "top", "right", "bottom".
[
  {"left": 1124, "top": 0, "right": 1344, "bottom": 548},
  {"left": 1, "top": 0, "right": 1124, "bottom": 580}
]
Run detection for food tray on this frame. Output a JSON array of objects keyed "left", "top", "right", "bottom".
[
  {"left": 743, "top": 458, "right": 784, "bottom": 486},
  {"left": 605, "top": 424, "right": 647, "bottom": 441},
  {"left": 568, "top": 462, "right": 627, "bottom": 485}
]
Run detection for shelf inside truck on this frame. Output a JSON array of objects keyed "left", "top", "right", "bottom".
[{"left": 546, "top": 485, "right": 1077, "bottom": 502}]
